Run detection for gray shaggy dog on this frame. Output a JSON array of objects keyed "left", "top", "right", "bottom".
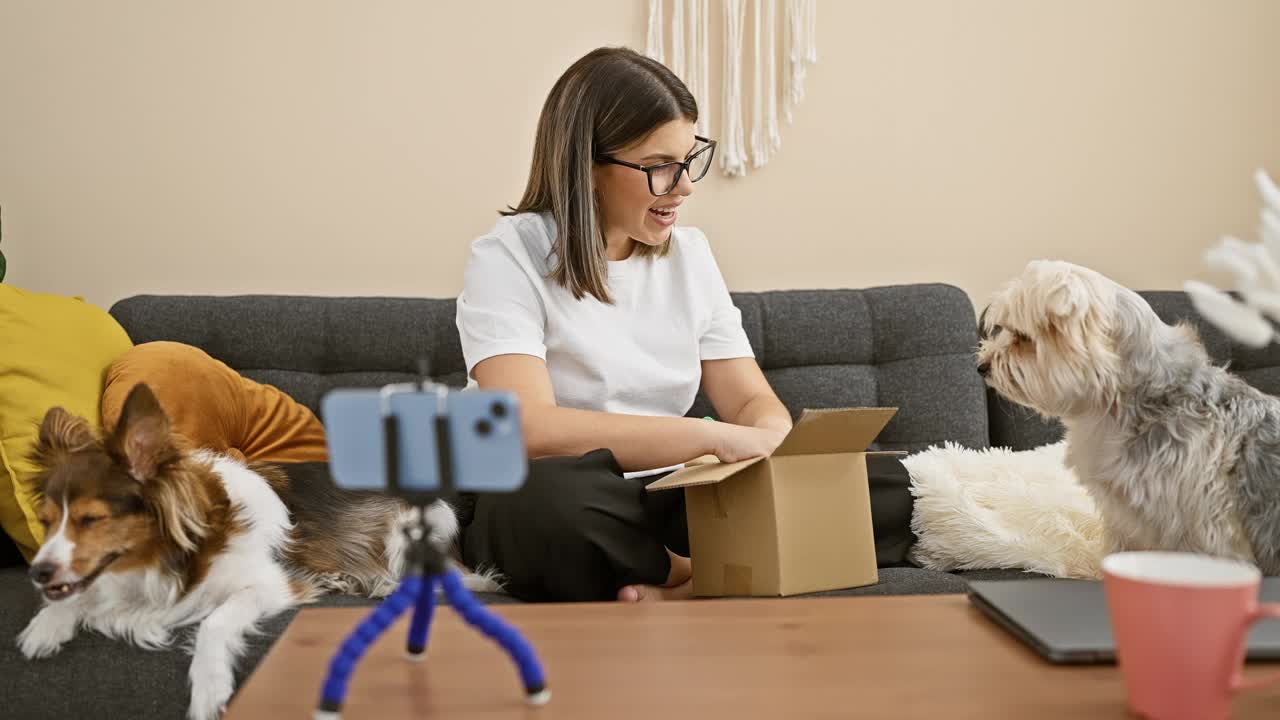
[{"left": 976, "top": 259, "right": 1280, "bottom": 574}]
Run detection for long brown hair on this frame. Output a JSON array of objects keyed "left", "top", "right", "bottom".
[{"left": 503, "top": 46, "right": 698, "bottom": 303}]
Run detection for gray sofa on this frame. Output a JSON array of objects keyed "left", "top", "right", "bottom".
[{"left": 4, "top": 283, "right": 1277, "bottom": 719}]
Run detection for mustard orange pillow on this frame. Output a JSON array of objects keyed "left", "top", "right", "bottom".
[
  {"left": 0, "top": 285, "right": 134, "bottom": 561},
  {"left": 101, "top": 341, "right": 327, "bottom": 465}
]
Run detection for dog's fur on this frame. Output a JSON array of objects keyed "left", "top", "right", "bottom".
[
  {"left": 977, "top": 260, "right": 1280, "bottom": 573},
  {"left": 17, "top": 383, "right": 494, "bottom": 720}
]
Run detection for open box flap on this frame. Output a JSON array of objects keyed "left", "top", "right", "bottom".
[
  {"left": 645, "top": 456, "right": 767, "bottom": 492},
  {"left": 771, "top": 407, "right": 898, "bottom": 456}
]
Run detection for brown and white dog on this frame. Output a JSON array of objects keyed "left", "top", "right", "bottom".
[{"left": 17, "top": 382, "right": 493, "bottom": 720}]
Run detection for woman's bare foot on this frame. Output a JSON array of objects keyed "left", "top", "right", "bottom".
[
  {"left": 617, "top": 549, "right": 693, "bottom": 602},
  {"left": 617, "top": 579, "right": 693, "bottom": 602}
]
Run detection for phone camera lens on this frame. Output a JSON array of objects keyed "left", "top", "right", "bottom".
[
  {"left": 475, "top": 419, "right": 493, "bottom": 436},
  {"left": 491, "top": 402, "right": 507, "bottom": 418}
]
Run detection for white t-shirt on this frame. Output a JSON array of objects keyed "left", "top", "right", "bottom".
[{"left": 455, "top": 212, "right": 755, "bottom": 419}]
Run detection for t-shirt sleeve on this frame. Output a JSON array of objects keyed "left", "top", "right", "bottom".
[
  {"left": 695, "top": 232, "right": 756, "bottom": 361},
  {"left": 455, "top": 234, "right": 548, "bottom": 377}
]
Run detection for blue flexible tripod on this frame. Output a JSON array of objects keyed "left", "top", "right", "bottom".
[{"left": 313, "top": 385, "right": 549, "bottom": 719}]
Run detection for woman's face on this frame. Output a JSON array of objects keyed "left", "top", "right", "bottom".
[{"left": 595, "top": 118, "right": 700, "bottom": 259}]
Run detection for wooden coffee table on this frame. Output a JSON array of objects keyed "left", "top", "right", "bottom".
[{"left": 225, "top": 594, "right": 1280, "bottom": 719}]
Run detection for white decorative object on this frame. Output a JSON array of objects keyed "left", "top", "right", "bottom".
[
  {"left": 720, "top": 0, "right": 749, "bottom": 177},
  {"left": 671, "top": 0, "right": 685, "bottom": 80},
  {"left": 696, "top": 0, "right": 710, "bottom": 138},
  {"left": 904, "top": 441, "right": 1104, "bottom": 580},
  {"left": 682, "top": 0, "right": 699, "bottom": 133},
  {"left": 749, "top": 0, "right": 775, "bottom": 167},
  {"left": 782, "top": 0, "right": 817, "bottom": 125},
  {"left": 643, "top": 0, "right": 816, "bottom": 177},
  {"left": 764, "top": 0, "right": 783, "bottom": 159},
  {"left": 1184, "top": 170, "right": 1280, "bottom": 348},
  {"left": 646, "top": 0, "right": 664, "bottom": 64},
  {"left": 678, "top": 0, "right": 710, "bottom": 138}
]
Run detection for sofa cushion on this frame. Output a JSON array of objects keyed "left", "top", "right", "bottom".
[
  {"left": 108, "top": 295, "right": 471, "bottom": 412},
  {"left": 688, "top": 285, "right": 990, "bottom": 453},
  {"left": 109, "top": 285, "right": 992, "bottom": 456}
]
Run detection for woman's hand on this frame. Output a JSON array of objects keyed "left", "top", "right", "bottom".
[{"left": 709, "top": 422, "right": 789, "bottom": 464}]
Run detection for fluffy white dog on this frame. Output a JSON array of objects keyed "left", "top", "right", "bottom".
[{"left": 977, "top": 260, "right": 1280, "bottom": 573}]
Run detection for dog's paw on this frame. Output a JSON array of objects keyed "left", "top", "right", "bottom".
[
  {"left": 188, "top": 654, "right": 234, "bottom": 720},
  {"left": 456, "top": 563, "right": 504, "bottom": 593},
  {"left": 424, "top": 500, "right": 460, "bottom": 550},
  {"left": 131, "top": 623, "right": 174, "bottom": 651},
  {"left": 17, "top": 610, "right": 75, "bottom": 659}
]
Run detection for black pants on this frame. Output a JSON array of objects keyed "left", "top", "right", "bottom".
[
  {"left": 454, "top": 449, "right": 918, "bottom": 603},
  {"left": 455, "top": 449, "right": 687, "bottom": 603}
]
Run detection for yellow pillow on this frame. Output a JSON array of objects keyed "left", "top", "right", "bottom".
[{"left": 0, "top": 285, "right": 133, "bottom": 561}]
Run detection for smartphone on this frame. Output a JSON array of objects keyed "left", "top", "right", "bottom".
[{"left": 321, "top": 386, "right": 527, "bottom": 494}]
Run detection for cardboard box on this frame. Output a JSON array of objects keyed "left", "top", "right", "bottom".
[{"left": 646, "top": 407, "right": 899, "bottom": 597}]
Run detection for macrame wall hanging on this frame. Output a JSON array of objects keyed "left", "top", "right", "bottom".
[{"left": 646, "top": 0, "right": 818, "bottom": 178}]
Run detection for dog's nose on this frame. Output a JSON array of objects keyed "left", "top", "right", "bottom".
[
  {"left": 977, "top": 361, "right": 991, "bottom": 377},
  {"left": 29, "top": 562, "right": 57, "bottom": 585}
]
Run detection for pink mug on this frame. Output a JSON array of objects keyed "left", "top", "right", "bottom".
[{"left": 1102, "top": 551, "right": 1280, "bottom": 720}]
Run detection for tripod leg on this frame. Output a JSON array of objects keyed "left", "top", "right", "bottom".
[
  {"left": 438, "top": 567, "right": 551, "bottom": 706},
  {"left": 405, "top": 573, "right": 437, "bottom": 660},
  {"left": 315, "top": 575, "right": 425, "bottom": 719}
]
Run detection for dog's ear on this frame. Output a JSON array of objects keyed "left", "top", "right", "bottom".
[
  {"left": 35, "top": 407, "right": 95, "bottom": 458},
  {"left": 108, "top": 383, "right": 176, "bottom": 482},
  {"left": 1027, "top": 261, "right": 1092, "bottom": 320},
  {"left": 1046, "top": 279, "right": 1085, "bottom": 319}
]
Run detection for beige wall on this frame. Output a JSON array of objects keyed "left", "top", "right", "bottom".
[{"left": 2, "top": 1, "right": 1278, "bottom": 313}]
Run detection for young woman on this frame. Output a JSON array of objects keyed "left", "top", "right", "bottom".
[{"left": 454, "top": 46, "right": 793, "bottom": 603}]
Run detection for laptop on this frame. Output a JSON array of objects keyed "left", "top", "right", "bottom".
[{"left": 967, "top": 578, "right": 1280, "bottom": 664}]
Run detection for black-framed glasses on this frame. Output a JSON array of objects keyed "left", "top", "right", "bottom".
[{"left": 598, "top": 136, "right": 717, "bottom": 196}]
